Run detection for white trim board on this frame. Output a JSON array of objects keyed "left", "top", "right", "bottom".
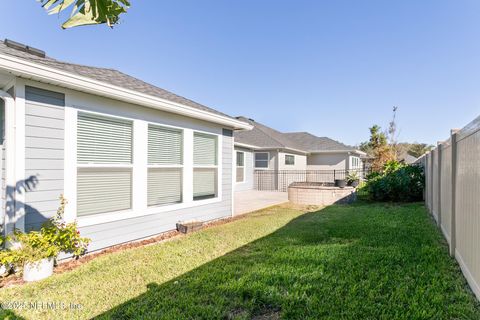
[{"left": 0, "top": 53, "right": 252, "bottom": 131}]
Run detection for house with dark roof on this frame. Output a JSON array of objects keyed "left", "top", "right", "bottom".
[
  {"left": 233, "top": 117, "right": 365, "bottom": 191},
  {"left": 0, "top": 39, "right": 252, "bottom": 251}
]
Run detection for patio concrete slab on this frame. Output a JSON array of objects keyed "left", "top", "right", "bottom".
[{"left": 234, "top": 190, "right": 289, "bottom": 215}]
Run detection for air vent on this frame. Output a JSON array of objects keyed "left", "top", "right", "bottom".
[
  {"left": 26, "top": 46, "right": 46, "bottom": 58},
  {"left": 4, "top": 39, "right": 27, "bottom": 52},
  {"left": 4, "top": 39, "right": 46, "bottom": 58}
]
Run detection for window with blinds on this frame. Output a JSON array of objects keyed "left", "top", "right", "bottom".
[
  {"left": 193, "top": 132, "right": 218, "bottom": 200},
  {"left": 77, "top": 112, "right": 133, "bottom": 164},
  {"left": 77, "top": 112, "right": 133, "bottom": 216},
  {"left": 147, "top": 124, "right": 183, "bottom": 207},
  {"left": 77, "top": 168, "right": 132, "bottom": 216},
  {"left": 236, "top": 151, "right": 245, "bottom": 183}
]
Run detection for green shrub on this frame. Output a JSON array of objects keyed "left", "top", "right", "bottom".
[
  {"left": 365, "top": 161, "right": 424, "bottom": 202},
  {"left": 5, "top": 195, "right": 90, "bottom": 269}
]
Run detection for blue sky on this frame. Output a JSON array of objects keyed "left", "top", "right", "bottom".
[{"left": 1, "top": 1, "right": 480, "bottom": 146}]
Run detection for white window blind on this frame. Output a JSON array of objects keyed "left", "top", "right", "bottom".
[
  {"left": 236, "top": 151, "right": 245, "bottom": 182},
  {"left": 194, "top": 133, "right": 217, "bottom": 166},
  {"left": 148, "top": 125, "right": 183, "bottom": 165},
  {"left": 147, "top": 124, "right": 184, "bottom": 207},
  {"left": 77, "top": 168, "right": 132, "bottom": 216},
  {"left": 148, "top": 168, "right": 182, "bottom": 206},
  {"left": 193, "top": 168, "right": 217, "bottom": 199},
  {"left": 77, "top": 112, "right": 133, "bottom": 216},
  {"left": 77, "top": 112, "right": 133, "bottom": 164},
  {"left": 193, "top": 132, "right": 218, "bottom": 200}
]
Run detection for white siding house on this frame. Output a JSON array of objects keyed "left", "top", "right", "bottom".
[
  {"left": 233, "top": 118, "right": 365, "bottom": 191},
  {"left": 0, "top": 39, "right": 251, "bottom": 251}
]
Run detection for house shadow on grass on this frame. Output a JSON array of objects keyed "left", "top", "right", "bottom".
[{"left": 93, "top": 203, "right": 480, "bottom": 320}]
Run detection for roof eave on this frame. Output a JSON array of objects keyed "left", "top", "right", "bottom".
[
  {"left": 310, "top": 149, "right": 366, "bottom": 156},
  {"left": 233, "top": 142, "right": 308, "bottom": 155},
  {"left": 0, "top": 53, "right": 253, "bottom": 130}
]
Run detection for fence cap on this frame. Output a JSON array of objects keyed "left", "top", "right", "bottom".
[{"left": 451, "top": 128, "right": 460, "bottom": 135}]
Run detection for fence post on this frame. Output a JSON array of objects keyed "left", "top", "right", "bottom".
[
  {"left": 437, "top": 142, "right": 443, "bottom": 227},
  {"left": 429, "top": 149, "right": 435, "bottom": 215},
  {"left": 450, "top": 130, "right": 459, "bottom": 257}
]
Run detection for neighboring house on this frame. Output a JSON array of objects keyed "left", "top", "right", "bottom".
[
  {"left": 233, "top": 117, "right": 365, "bottom": 191},
  {"left": 399, "top": 153, "right": 418, "bottom": 165},
  {"left": 0, "top": 39, "right": 251, "bottom": 251}
]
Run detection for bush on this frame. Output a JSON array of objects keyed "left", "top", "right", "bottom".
[
  {"left": 2, "top": 195, "right": 90, "bottom": 271},
  {"left": 365, "top": 161, "right": 424, "bottom": 202}
]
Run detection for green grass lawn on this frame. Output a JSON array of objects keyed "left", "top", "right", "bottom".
[{"left": 1, "top": 202, "right": 479, "bottom": 319}]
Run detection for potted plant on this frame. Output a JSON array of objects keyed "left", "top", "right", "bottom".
[
  {"left": 0, "top": 236, "right": 19, "bottom": 277},
  {"left": 335, "top": 179, "right": 347, "bottom": 188},
  {"left": 347, "top": 171, "right": 360, "bottom": 188},
  {"left": 13, "top": 230, "right": 59, "bottom": 282},
  {"left": 11, "top": 195, "right": 90, "bottom": 282}
]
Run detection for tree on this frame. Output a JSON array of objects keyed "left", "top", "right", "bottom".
[
  {"left": 362, "top": 125, "right": 396, "bottom": 172},
  {"left": 407, "top": 143, "right": 434, "bottom": 158},
  {"left": 39, "top": 0, "right": 130, "bottom": 29}
]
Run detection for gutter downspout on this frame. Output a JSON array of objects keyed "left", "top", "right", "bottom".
[{"left": 0, "top": 90, "right": 15, "bottom": 238}]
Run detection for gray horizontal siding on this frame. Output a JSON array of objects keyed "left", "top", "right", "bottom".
[
  {"left": 24, "top": 86, "right": 65, "bottom": 231},
  {"left": 81, "top": 128, "right": 234, "bottom": 252}
]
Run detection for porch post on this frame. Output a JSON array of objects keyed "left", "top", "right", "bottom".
[
  {"left": 13, "top": 83, "right": 26, "bottom": 232},
  {"left": 0, "top": 89, "right": 16, "bottom": 236}
]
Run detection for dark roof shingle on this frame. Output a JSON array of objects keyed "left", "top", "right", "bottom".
[
  {"left": 234, "top": 117, "right": 354, "bottom": 153},
  {"left": 0, "top": 40, "right": 234, "bottom": 120},
  {"left": 283, "top": 132, "right": 355, "bottom": 152}
]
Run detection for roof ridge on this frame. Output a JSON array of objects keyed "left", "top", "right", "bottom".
[{"left": 253, "top": 121, "right": 288, "bottom": 148}]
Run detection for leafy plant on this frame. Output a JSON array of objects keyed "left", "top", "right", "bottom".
[
  {"left": 39, "top": 0, "right": 130, "bottom": 29},
  {"left": 364, "top": 163, "right": 424, "bottom": 202},
  {"left": 10, "top": 195, "right": 90, "bottom": 267},
  {"left": 346, "top": 171, "right": 360, "bottom": 184}
]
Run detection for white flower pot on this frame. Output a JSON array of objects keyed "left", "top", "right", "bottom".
[
  {"left": 23, "top": 258, "right": 54, "bottom": 282},
  {"left": 0, "top": 264, "right": 7, "bottom": 276}
]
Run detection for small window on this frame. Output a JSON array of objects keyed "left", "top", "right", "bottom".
[
  {"left": 255, "top": 152, "right": 269, "bottom": 168},
  {"left": 236, "top": 151, "right": 245, "bottom": 182},
  {"left": 193, "top": 132, "right": 218, "bottom": 200},
  {"left": 285, "top": 154, "right": 295, "bottom": 166},
  {"left": 147, "top": 125, "right": 183, "bottom": 207}
]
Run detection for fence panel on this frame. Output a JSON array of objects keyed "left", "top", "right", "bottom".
[
  {"left": 440, "top": 141, "right": 452, "bottom": 243},
  {"left": 422, "top": 115, "right": 480, "bottom": 301},
  {"left": 455, "top": 122, "right": 480, "bottom": 298}
]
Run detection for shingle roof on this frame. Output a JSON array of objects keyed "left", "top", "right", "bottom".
[
  {"left": 234, "top": 118, "right": 354, "bottom": 153},
  {"left": 234, "top": 117, "right": 305, "bottom": 152},
  {"left": 0, "top": 40, "right": 235, "bottom": 120},
  {"left": 283, "top": 132, "right": 355, "bottom": 152}
]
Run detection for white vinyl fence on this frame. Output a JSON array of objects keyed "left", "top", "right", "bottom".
[{"left": 418, "top": 115, "right": 480, "bottom": 300}]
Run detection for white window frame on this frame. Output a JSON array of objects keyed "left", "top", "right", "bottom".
[
  {"left": 147, "top": 124, "right": 184, "bottom": 207},
  {"left": 193, "top": 131, "right": 219, "bottom": 201},
  {"left": 76, "top": 110, "right": 134, "bottom": 217},
  {"left": 254, "top": 152, "right": 270, "bottom": 169},
  {"left": 236, "top": 151, "right": 246, "bottom": 183},
  {"left": 285, "top": 154, "right": 295, "bottom": 166},
  {"left": 65, "top": 108, "right": 223, "bottom": 227}
]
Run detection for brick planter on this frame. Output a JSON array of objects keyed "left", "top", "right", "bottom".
[
  {"left": 176, "top": 221, "right": 204, "bottom": 234},
  {"left": 288, "top": 182, "right": 356, "bottom": 206}
]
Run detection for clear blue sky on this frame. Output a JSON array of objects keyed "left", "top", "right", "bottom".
[{"left": 1, "top": 1, "right": 480, "bottom": 146}]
